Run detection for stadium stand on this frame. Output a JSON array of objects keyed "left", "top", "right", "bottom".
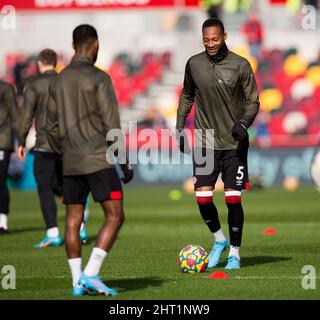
[{"left": 3, "top": 45, "right": 320, "bottom": 148}]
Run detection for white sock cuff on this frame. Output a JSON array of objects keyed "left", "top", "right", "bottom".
[
  {"left": 92, "top": 247, "right": 107, "bottom": 260},
  {"left": 229, "top": 246, "right": 240, "bottom": 260},
  {"left": 225, "top": 191, "right": 241, "bottom": 197},
  {"left": 0, "top": 213, "right": 8, "bottom": 229},
  {"left": 196, "top": 191, "right": 213, "bottom": 197},
  {"left": 68, "top": 258, "right": 82, "bottom": 266},
  {"left": 214, "top": 228, "right": 224, "bottom": 235},
  {"left": 84, "top": 248, "right": 108, "bottom": 277},
  {"left": 213, "top": 229, "right": 226, "bottom": 242},
  {"left": 0, "top": 213, "right": 7, "bottom": 220},
  {"left": 47, "top": 227, "right": 59, "bottom": 238},
  {"left": 68, "top": 258, "right": 82, "bottom": 287}
]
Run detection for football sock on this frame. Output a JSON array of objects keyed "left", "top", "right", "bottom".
[
  {"left": 80, "top": 223, "right": 85, "bottom": 231},
  {"left": 84, "top": 247, "right": 107, "bottom": 277},
  {"left": 196, "top": 191, "right": 221, "bottom": 233},
  {"left": 0, "top": 178, "right": 9, "bottom": 215},
  {"left": 37, "top": 188, "right": 58, "bottom": 229},
  {"left": 68, "top": 258, "right": 82, "bottom": 287},
  {"left": 229, "top": 246, "right": 240, "bottom": 260},
  {"left": 47, "top": 227, "right": 59, "bottom": 238},
  {"left": 225, "top": 191, "right": 244, "bottom": 247},
  {"left": 0, "top": 213, "right": 8, "bottom": 230},
  {"left": 213, "top": 228, "right": 227, "bottom": 243}
]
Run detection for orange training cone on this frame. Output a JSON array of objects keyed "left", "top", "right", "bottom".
[
  {"left": 263, "top": 228, "right": 278, "bottom": 235},
  {"left": 209, "top": 271, "right": 229, "bottom": 279}
]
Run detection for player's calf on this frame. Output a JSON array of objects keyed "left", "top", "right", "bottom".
[
  {"left": 196, "top": 190, "right": 229, "bottom": 268},
  {"left": 196, "top": 190, "right": 221, "bottom": 233},
  {"left": 225, "top": 190, "right": 244, "bottom": 268}
]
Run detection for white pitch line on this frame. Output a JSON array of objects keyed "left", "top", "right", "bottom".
[
  {"left": 188, "top": 275, "right": 306, "bottom": 280},
  {"left": 15, "top": 275, "right": 306, "bottom": 280},
  {"left": 233, "top": 276, "right": 305, "bottom": 280}
]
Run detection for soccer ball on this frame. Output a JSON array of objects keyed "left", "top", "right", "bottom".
[{"left": 178, "top": 244, "right": 209, "bottom": 273}]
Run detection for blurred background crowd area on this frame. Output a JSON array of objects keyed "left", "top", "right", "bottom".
[
  {"left": 2, "top": 0, "right": 320, "bottom": 146},
  {"left": 1, "top": 0, "right": 320, "bottom": 188}
]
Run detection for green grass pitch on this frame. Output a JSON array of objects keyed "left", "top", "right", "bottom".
[{"left": 0, "top": 186, "right": 319, "bottom": 300}]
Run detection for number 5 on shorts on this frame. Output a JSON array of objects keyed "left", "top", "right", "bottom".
[{"left": 236, "top": 166, "right": 244, "bottom": 181}]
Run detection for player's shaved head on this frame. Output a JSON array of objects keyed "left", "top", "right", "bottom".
[
  {"left": 202, "top": 18, "right": 225, "bottom": 34},
  {"left": 72, "top": 24, "right": 98, "bottom": 50},
  {"left": 72, "top": 24, "right": 99, "bottom": 62}
]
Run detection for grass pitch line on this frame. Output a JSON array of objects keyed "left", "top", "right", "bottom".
[{"left": 15, "top": 275, "right": 306, "bottom": 281}]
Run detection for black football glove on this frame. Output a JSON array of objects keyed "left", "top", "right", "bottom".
[
  {"left": 231, "top": 122, "right": 248, "bottom": 141},
  {"left": 176, "top": 130, "right": 191, "bottom": 154},
  {"left": 120, "top": 164, "right": 134, "bottom": 184}
]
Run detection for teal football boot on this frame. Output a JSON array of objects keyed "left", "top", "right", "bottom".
[
  {"left": 207, "top": 239, "right": 230, "bottom": 269},
  {"left": 72, "top": 283, "right": 88, "bottom": 297},
  {"left": 34, "top": 235, "right": 63, "bottom": 248},
  {"left": 225, "top": 256, "right": 240, "bottom": 270},
  {"left": 80, "top": 226, "right": 88, "bottom": 244},
  {"left": 78, "top": 273, "right": 118, "bottom": 296}
]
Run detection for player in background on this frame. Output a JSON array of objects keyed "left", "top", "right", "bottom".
[
  {"left": 17, "top": 49, "right": 89, "bottom": 247},
  {"left": 0, "top": 81, "right": 19, "bottom": 234},
  {"left": 46, "top": 25, "right": 133, "bottom": 296},
  {"left": 176, "top": 19, "right": 259, "bottom": 269}
]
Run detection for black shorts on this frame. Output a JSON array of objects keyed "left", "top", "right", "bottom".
[
  {"left": 62, "top": 168, "right": 123, "bottom": 205},
  {"left": 33, "top": 151, "right": 63, "bottom": 196},
  {"left": 193, "top": 147, "right": 249, "bottom": 191}
]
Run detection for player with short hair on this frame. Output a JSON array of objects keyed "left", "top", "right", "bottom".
[
  {"left": 0, "top": 81, "right": 19, "bottom": 234},
  {"left": 46, "top": 24, "right": 133, "bottom": 296},
  {"left": 176, "top": 18, "right": 259, "bottom": 269},
  {"left": 17, "top": 49, "right": 89, "bottom": 247}
]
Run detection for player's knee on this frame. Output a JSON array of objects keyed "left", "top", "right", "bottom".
[
  {"left": 67, "top": 218, "right": 82, "bottom": 231},
  {"left": 116, "top": 209, "right": 125, "bottom": 226},
  {"left": 225, "top": 190, "right": 242, "bottom": 205},
  {"left": 108, "top": 207, "right": 125, "bottom": 227},
  {"left": 196, "top": 191, "right": 213, "bottom": 205}
]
